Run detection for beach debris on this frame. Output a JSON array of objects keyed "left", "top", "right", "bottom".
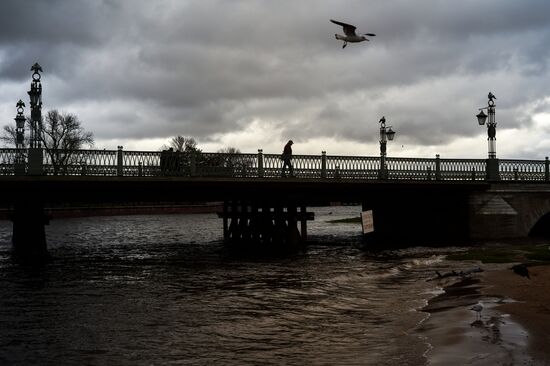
[
  {"left": 470, "top": 303, "right": 483, "bottom": 320},
  {"left": 430, "top": 267, "right": 483, "bottom": 280},
  {"left": 510, "top": 263, "right": 530, "bottom": 279}
]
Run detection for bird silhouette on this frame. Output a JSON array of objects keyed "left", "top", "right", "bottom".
[
  {"left": 330, "top": 19, "right": 376, "bottom": 49},
  {"left": 510, "top": 263, "right": 530, "bottom": 279}
]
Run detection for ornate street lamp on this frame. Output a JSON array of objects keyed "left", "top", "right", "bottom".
[
  {"left": 476, "top": 92, "right": 497, "bottom": 159},
  {"left": 14, "top": 100, "right": 26, "bottom": 174},
  {"left": 379, "top": 116, "right": 396, "bottom": 179},
  {"left": 28, "top": 62, "right": 43, "bottom": 148},
  {"left": 476, "top": 92, "right": 499, "bottom": 180},
  {"left": 27, "top": 62, "right": 44, "bottom": 175},
  {"left": 14, "top": 100, "right": 26, "bottom": 148}
]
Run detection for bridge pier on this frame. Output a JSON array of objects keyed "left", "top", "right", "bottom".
[
  {"left": 219, "top": 201, "right": 313, "bottom": 250},
  {"left": 361, "top": 188, "right": 471, "bottom": 247},
  {"left": 11, "top": 201, "right": 49, "bottom": 259}
]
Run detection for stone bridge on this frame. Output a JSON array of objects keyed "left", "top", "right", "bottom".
[{"left": 2, "top": 147, "right": 550, "bottom": 256}]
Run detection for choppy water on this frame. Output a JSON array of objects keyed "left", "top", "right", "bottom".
[{"left": 0, "top": 206, "right": 458, "bottom": 366}]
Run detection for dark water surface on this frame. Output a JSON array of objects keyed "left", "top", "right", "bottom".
[{"left": 0, "top": 207, "right": 457, "bottom": 365}]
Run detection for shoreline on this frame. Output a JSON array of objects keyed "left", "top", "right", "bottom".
[
  {"left": 481, "top": 265, "right": 550, "bottom": 364},
  {"left": 418, "top": 263, "right": 550, "bottom": 365}
]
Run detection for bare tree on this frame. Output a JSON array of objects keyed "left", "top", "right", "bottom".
[
  {"left": 217, "top": 147, "right": 241, "bottom": 154},
  {"left": 164, "top": 135, "right": 201, "bottom": 153},
  {"left": 160, "top": 135, "right": 202, "bottom": 175},
  {"left": 212, "top": 146, "right": 253, "bottom": 176},
  {"left": 0, "top": 125, "right": 19, "bottom": 147},
  {"left": 39, "top": 110, "right": 94, "bottom": 174}
]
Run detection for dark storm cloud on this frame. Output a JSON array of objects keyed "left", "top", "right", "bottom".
[
  {"left": 2, "top": 0, "right": 550, "bottom": 155},
  {"left": 0, "top": 0, "right": 120, "bottom": 80}
]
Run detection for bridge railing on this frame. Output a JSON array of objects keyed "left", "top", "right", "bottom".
[
  {"left": 42, "top": 149, "right": 119, "bottom": 176},
  {"left": 500, "top": 159, "right": 548, "bottom": 181},
  {"left": 438, "top": 158, "right": 486, "bottom": 181},
  {"left": 2, "top": 147, "right": 550, "bottom": 182},
  {"left": 0, "top": 148, "right": 17, "bottom": 175}
]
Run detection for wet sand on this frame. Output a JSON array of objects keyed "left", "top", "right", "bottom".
[
  {"left": 482, "top": 265, "right": 550, "bottom": 365},
  {"left": 418, "top": 264, "right": 550, "bottom": 365}
]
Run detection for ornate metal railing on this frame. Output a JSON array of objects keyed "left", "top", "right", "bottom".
[
  {"left": 1, "top": 147, "right": 550, "bottom": 182},
  {"left": 499, "top": 159, "right": 547, "bottom": 181}
]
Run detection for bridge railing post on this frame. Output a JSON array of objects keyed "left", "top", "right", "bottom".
[
  {"left": 378, "top": 156, "right": 387, "bottom": 180},
  {"left": 257, "top": 149, "right": 264, "bottom": 178},
  {"left": 545, "top": 157, "right": 549, "bottom": 182},
  {"left": 435, "top": 154, "right": 441, "bottom": 180},
  {"left": 486, "top": 158, "right": 500, "bottom": 181},
  {"left": 117, "top": 146, "right": 123, "bottom": 177},
  {"left": 321, "top": 151, "right": 327, "bottom": 178},
  {"left": 27, "top": 148, "right": 43, "bottom": 176}
]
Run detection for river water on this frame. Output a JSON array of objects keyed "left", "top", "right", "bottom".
[{"left": 0, "top": 206, "right": 461, "bottom": 365}]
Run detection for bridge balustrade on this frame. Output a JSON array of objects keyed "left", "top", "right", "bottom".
[
  {"left": 2, "top": 147, "right": 550, "bottom": 182},
  {"left": 41, "top": 149, "right": 119, "bottom": 176},
  {"left": 1, "top": 148, "right": 21, "bottom": 175},
  {"left": 499, "top": 159, "right": 546, "bottom": 181},
  {"left": 326, "top": 155, "right": 379, "bottom": 179},
  {"left": 386, "top": 157, "right": 436, "bottom": 180},
  {"left": 438, "top": 158, "right": 486, "bottom": 181}
]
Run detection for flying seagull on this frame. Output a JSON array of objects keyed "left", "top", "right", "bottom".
[{"left": 330, "top": 19, "right": 376, "bottom": 48}]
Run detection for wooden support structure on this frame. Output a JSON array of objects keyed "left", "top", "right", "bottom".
[{"left": 219, "top": 201, "right": 314, "bottom": 248}]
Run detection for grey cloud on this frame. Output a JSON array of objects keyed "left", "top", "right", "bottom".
[{"left": 2, "top": 0, "right": 550, "bottom": 156}]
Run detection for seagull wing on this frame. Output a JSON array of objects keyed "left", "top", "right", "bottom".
[{"left": 330, "top": 19, "right": 357, "bottom": 36}]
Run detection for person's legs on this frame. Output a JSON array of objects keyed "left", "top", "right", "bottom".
[{"left": 282, "top": 159, "right": 290, "bottom": 176}]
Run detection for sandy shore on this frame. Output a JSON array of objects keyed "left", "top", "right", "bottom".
[
  {"left": 482, "top": 265, "right": 550, "bottom": 365},
  {"left": 418, "top": 264, "right": 550, "bottom": 365}
]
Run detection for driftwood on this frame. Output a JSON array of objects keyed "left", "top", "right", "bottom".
[{"left": 428, "top": 267, "right": 483, "bottom": 281}]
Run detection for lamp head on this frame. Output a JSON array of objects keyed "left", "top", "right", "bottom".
[{"left": 476, "top": 110, "right": 487, "bottom": 125}]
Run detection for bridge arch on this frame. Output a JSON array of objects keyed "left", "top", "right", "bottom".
[
  {"left": 469, "top": 189, "right": 550, "bottom": 240},
  {"left": 529, "top": 211, "right": 550, "bottom": 238},
  {"left": 514, "top": 194, "right": 550, "bottom": 238}
]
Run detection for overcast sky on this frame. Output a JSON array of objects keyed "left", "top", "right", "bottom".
[{"left": 2, "top": 0, "right": 550, "bottom": 158}]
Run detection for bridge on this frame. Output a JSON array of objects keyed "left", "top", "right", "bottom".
[{"left": 2, "top": 147, "right": 550, "bottom": 257}]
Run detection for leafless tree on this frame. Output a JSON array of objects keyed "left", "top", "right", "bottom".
[
  {"left": 39, "top": 110, "right": 94, "bottom": 174},
  {"left": 163, "top": 135, "right": 201, "bottom": 153},
  {"left": 0, "top": 125, "right": 20, "bottom": 147},
  {"left": 217, "top": 147, "right": 241, "bottom": 154},
  {"left": 159, "top": 135, "right": 202, "bottom": 175}
]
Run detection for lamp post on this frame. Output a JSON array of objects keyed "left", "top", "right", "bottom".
[
  {"left": 476, "top": 92, "right": 499, "bottom": 180},
  {"left": 379, "top": 116, "right": 396, "bottom": 179},
  {"left": 27, "top": 62, "right": 44, "bottom": 175},
  {"left": 28, "top": 63, "right": 43, "bottom": 149},
  {"left": 476, "top": 92, "right": 497, "bottom": 158},
  {"left": 14, "top": 100, "right": 26, "bottom": 174}
]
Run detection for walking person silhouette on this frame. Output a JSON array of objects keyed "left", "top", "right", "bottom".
[{"left": 281, "top": 140, "right": 294, "bottom": 177}]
